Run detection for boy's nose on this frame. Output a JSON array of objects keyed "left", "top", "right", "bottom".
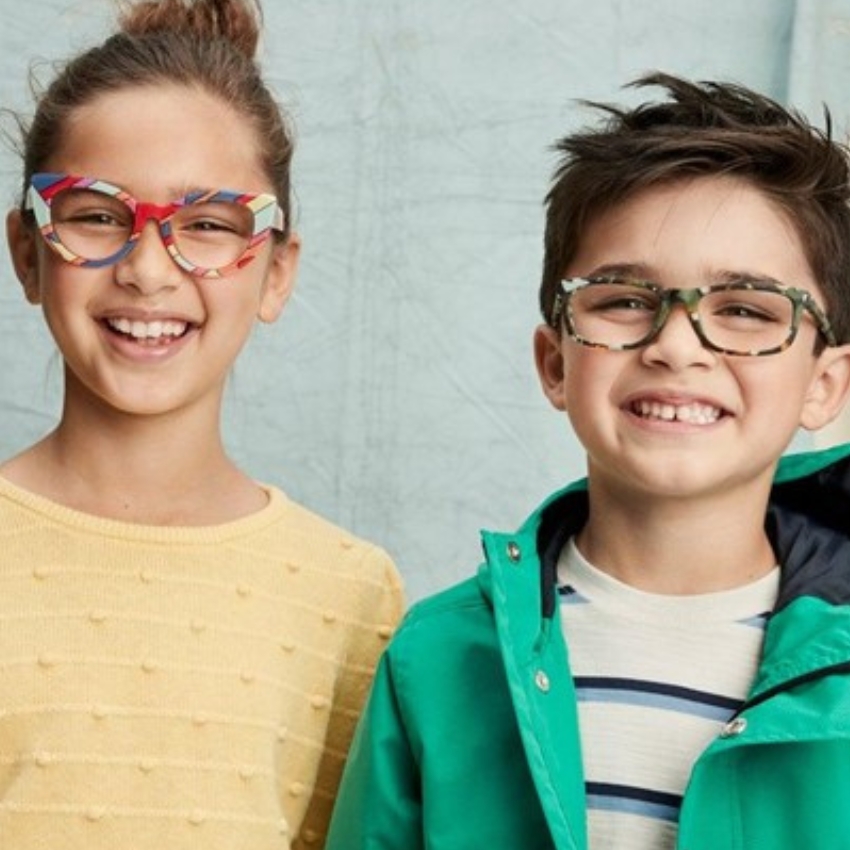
[{"left": 641, "top": 304, "right": 715, "bottom": 368}]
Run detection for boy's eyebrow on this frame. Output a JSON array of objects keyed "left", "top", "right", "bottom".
[
  {"left": 581, "top": 262, "right": 653, "bottom": 279},
  {"left": 711, "top": 270, "right": 789, "bottom": 288},
  {"left": 581, "top": 263, "right": 789, "bottom": 289}
]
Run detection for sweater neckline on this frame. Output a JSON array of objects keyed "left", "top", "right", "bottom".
[{"left": 0, "top": 475, "right": 289, "bottom": 544}]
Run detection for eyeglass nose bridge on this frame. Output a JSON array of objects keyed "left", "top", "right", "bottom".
[
  {"left": 113, "top": 199, "right": 183, "bottom": 267},
  {"left": 129, "top": 200, "right": 179, "bottom": 243},
  {"left": 644, "top": 287, "right": 718, "bottom": 351}
]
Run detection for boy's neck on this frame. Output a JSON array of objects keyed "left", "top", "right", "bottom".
[{"left": 576, "top": 482, "right": 777, "bottom": 595}]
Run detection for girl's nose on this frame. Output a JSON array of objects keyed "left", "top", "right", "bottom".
[{"left": 113, "top": 220, "right": 185, "bottom": 295}]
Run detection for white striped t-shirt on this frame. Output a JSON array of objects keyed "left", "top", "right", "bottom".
[{"left": 557, "top": 537, "right": 779, "bottom": 850}]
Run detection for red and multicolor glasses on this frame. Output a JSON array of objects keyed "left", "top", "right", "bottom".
[{"left": 26, "top": 172, "right": 285, "bottom": 279}]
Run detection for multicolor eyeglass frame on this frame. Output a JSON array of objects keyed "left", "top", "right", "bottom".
[{"left": 25, "top": 172, "right": 285, "bottom": 279}]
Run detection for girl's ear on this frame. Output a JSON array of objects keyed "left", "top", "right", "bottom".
[
  {"left": 800, "top": 343, "right": 850, "bottom": 432},
  {"left": 257, "top": 232, "right": 300, "bottom": 324},
  {"left": 534, "top": 323, "right": 568, "bottom": 412},
  {"left": 7, "top": 210, "right": 41, "bottom": 304}
]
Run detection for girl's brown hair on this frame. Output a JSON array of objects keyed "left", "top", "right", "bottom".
[{"left": 17, "top": 0, "right": 294, "bottom": 239}]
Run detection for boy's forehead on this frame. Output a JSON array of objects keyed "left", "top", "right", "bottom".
[{"left": 566, "top": 175, "right": 818, "bottom": 293}]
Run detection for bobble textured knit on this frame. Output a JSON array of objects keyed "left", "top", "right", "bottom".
[{"left": 0, "top": 476, "right": 404, "bottom": 849}]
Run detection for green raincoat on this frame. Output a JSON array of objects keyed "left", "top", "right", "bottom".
[{"left": 327, "top": 445, "right": 850, "bottom": 849}]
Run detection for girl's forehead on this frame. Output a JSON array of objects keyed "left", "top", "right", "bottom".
[{"left": 50, "top": 85, "right": 269, "bottom": 195}]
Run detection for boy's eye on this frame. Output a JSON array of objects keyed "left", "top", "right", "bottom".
[
  {"left": 593, "top": 294, "right": 656, "bottom": 312},
  {"left": 580, "top": 282, "right": 660, "bottom": 314},
  {"left": 704, "top": 290, "right": 790, "bottom": 326},
  {"left": 714, "top": 304, "right": 777, "bottom": 322}
]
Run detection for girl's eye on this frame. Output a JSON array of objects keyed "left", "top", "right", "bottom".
[
  {"left": 52, "top": 191, "right": 131, "bottom": 229},
  {"left": 66, "top": 210, "right": 125, "bottom": 227},
  {"left": 180, "top": 218, "right": 237, "bottom": 234},
  {"left": 175, "top": 202, "right": 253, "bottom": 237}
]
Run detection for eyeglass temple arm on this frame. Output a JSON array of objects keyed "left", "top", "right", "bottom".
[{"left": 549, "top": 293, "right": 564, "bottom": 328}]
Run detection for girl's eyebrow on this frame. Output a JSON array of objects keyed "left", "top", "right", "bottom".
[
  {"left": 168, "top": 184, "right": 219, "bottom": 198},
  {"left": 66, "top": 178, "right": 219, "bottom": 200}
]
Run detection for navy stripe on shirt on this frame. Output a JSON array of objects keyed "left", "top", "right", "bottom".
[
  {"left": 574, "top": 676, "right": 743, "bottom": 721},
  {"left": 586, "top": 782, "right": 682, "bottom": 823}
]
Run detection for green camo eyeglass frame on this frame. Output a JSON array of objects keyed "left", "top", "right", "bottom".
[{"left": 550, "top": 276, "right": 837, "bottom": 356}]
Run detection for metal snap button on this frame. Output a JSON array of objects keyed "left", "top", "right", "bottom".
[
  {"left": 721, "top": 717, "right": 747, "bottom": 738},
  {"left": 534, "top": 670, "right": 550, "bottom": 693}
]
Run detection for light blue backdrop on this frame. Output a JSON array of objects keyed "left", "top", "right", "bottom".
[{"left": 1, "top": 1, "right": 849, "bottom": 599}]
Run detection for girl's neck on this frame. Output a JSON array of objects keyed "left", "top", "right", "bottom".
[
  {"left": 0, "top": 403, "right": 267, "bottom": 526},
  {"left": 577, "top": 482, "right": 777, "bottom": 595}
]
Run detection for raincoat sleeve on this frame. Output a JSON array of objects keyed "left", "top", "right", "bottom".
[{"left": 325, "top": 647, "right": 424, "bottom": 850}]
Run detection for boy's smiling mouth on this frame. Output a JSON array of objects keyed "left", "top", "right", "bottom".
[{"left": 630, "top": 399, "right": 723, "bottom": 425}]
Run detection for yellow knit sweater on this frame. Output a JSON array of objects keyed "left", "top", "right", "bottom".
[{"left": 0, "top": 476, "right": 404, "bottom": 849}]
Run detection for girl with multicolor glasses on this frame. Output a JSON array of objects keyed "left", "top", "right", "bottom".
[{"left": 0, "top": 1, "right": 403, "bottom": 848}]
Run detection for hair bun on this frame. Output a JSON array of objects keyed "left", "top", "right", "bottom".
[{"left": 119, "top": 0, "right": 262, "bottom": 60}]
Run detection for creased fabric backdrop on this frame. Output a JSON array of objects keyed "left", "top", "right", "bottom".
[{"left": 1, "top": 0, "right": 849, "bottom": 599}]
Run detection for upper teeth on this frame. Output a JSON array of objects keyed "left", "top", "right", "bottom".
[
  {"left": 108, "top": 318, "right": 187, "bottom": 340},
  {"left": 635, "top": 400, "right": 721, "bottom": 424}
]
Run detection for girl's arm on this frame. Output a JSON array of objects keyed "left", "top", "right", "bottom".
[{"left": 325, "top": 648, "right": 423, "bottom": 850}]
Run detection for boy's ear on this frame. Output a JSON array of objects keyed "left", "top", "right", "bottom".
[
  {"left": 534, "top": 323, "right": 568, "bottom": 411},
  {"left": 7, "top": 210, "right": 41, "bottom": 304},
  {"left": 257, "top": 233, "right": 301, "bottom": 324},
  {"left": 800, "top": 344, "right": 850, "bottom": 431}
]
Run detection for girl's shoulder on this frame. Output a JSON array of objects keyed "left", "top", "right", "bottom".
[{"left": 261, "top": 487, "right": 404, "bottom": 592}]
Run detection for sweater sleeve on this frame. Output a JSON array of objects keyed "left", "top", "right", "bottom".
[
  {"left": 324, "top": 642, "right": 424, "bottom": 850},
  {"left": 294, "top": 548, "right": 406, "bottom": 849}
]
